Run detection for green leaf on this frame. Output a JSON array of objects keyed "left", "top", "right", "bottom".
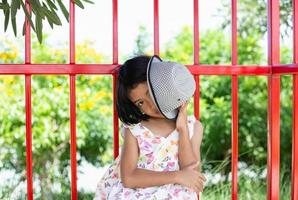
[
  {"left": 22, "top": 21, "right": 25, "bottom": 36},
  {"left": 46, "top": 0, "right": 58, "bottom": 10},
  {"left": 12, "top": 17, "right": 17, "bottom": 36},
  {"left": 4, "top": 8, "right": 10, "bottom": 32},
  {"left": 20, "top": 0, "right": 36, "bottom": 32},
  {"left": 46, "top": 15, "right": 54, "bottom": 29},
  {"left": 44, "top": 8, "right": 62, "bottom": 25},
  {"left": 30, "top": 0, "right": 42, "bottom": 8},
  {"left": 36, "top": 15, "right": 43, "bottom": 43},
  {"left": 29, "top": 0, "right": 39, "bottom": 14},
  {"left": 37, "top": 2, "right": 48, "bottom": 19},
  {"left": 74, "top": 0, "right": 84, "bottom": 9},
  {"left": 81, "top": 0, "right": 94, "bottom": 4},
  {"left": 11, "top": 0, "right": 20, "bottom": 19},
  {"left": 57, "top": 0, "right": 69, "bottom": 22}
]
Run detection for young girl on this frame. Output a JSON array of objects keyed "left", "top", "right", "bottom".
[{"left": 94, "top": 55, "right": 205, "bottom": 199}]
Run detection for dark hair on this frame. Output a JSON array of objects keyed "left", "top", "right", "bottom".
[{"left": 116, "top": 55, "right": 151, "bottom": 125}]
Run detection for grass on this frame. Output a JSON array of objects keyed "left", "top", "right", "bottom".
[{"left": 201, "top": 175, "right": 291, "bottom": 200}]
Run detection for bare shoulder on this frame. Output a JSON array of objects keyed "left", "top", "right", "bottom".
[{"left": 123, "top": 127, "right": 138, "bottom": 143}]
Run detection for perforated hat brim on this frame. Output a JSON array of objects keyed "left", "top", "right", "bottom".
[{"left": 147, "top": 55, "right": 178, "bottom": 120}]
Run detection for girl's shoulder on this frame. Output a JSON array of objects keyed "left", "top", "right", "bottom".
[{"left": 120, "top": 122, "right": 143, "bottom": 138}]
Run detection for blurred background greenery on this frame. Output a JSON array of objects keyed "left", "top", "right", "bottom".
[{"left": 0, "top": 0, "right": 294, "bottom": 199}]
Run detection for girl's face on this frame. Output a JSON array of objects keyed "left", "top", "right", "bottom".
[{"left": 129, "top": 81, "right": 164, "bottom": 119}]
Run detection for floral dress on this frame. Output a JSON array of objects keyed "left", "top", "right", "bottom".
[{"left": 94, "top": 115, "right": 198, "bottom": 200}]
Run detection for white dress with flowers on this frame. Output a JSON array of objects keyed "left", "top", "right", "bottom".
[{"left": 94, "top": 116, "right": 198, "bottom": 200}]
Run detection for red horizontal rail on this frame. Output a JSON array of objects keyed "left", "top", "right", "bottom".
[
  {"left": 0, "top": 64, "right": 276, "bottom": 75},
  {"left": 272, "top": 65, "right": 298, "bottom": 74},
  {"left": 1, "top": 65, "right": 297, "bottom": 76}
]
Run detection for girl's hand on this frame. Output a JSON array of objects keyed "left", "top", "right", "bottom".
[
  {"left": 176, "top": 101, "right": 189, "bottom": 134},
  {"left": 176, "top": 162, "right": 206, "bottom": 194}
]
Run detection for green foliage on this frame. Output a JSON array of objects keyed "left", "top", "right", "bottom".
[
  {"left": 0, "top": 0, "right": 93, "bottom": 43},
  {"left": 0, "top": 39, "right": 22, "bottom": 63},
  {"left": 220, "top": 0, "right": 292, "bottom": 38},
  {"left": 133, "top": 25, "right": 152, "bottom": 56},
  {"left": 202, "top": 174, "right": 291, "bottom": 200},
  {"left": 0, "top": 39, "right": 112, "bottom": 198}
]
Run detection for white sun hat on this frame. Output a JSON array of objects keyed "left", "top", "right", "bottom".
[{"left": 146, "top": 55, "right": 196, "bottom": 119}]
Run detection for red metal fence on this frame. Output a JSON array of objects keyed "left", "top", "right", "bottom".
[{"left": 0, "top": 0, "right": 298, "bottom": 200}]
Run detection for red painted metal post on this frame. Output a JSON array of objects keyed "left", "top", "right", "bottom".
[
  {"left": 24, "top": 0, "right": 33, "bottom": 199},
  {"left": 193, "top": 2, "right": 200, "bottom": 199},
  {"left": 113, "top": 0, "right": 118, "bottom": 65},
  {"left": 154, "top": 0, "right": 160, "bottom": 55},
  {"left": 193, "top": 0, "right": 199, "bottom": 66},
  {"left": 112, "top": 0, "right": 119, "bottom": 159},
  {"left": 193, "top": 0, "right": 200, "bottom": 119},
  {"left": 70, "top": 1, "right": 75, "bottom": 63},
  {"left": 70, "top": 75, "right": 77, "bottom": 200},
  {"left": 231, "top": 0, "right": 239, "bottom": 199},
  {"left": 69, "top": 1, "right": 77, "bottom": 199},
  {"left": 194, "top": 76, "right": 200, "bottom": 119},
  {"left": 113, "top": 74, "right": 119, "bottom": 159},
  {"left": 267, "top": 0, "right": 280, "bottom": 199},
  {"left": 292, "top": 1, "right": 298, "bottom": 199},
  {"left": 292, "top": 75, "right": 298, "bottom": 200},
  {"left": 25, "top": 75, "right": 33, "bottom": 200}
]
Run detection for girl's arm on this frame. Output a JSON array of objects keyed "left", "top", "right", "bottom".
[
  {"left": 120, "top": 126, "right": 205, "bottom": 193},
  {"left": 176, "top": 102, "right": 198, "bottom": 169},
  {"left": 190, "top": 120, "right": 204, "bottom": 171}
]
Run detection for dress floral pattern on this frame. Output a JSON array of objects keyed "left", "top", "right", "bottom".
[{"left": 94, "top": 115, "right": 198, "bottom": 200}]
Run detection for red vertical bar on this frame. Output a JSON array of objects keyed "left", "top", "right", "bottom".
[
  {"left": 292, "top": 75, "right": 298, "bottom": 200},
  {"left": 24, "top": 0, "right": 33, "bottom": 199},
  {"left": 70, "top": 75, "right": 77, "bottom": 200},
  {"left": 193, "top": 0, "right": 199, "bottom": 65},
  {"left": 193, "top": 75, "right": 200, "bottom": 200},
  {"left": 113, "top": 0, "right": 118, "bottom": 64},
  {"left": 193, "top": 0, "right": 200, "bottom": 120},
  {"left": 231, "top": 0, "right": 238, "bottom": 200},
  {"left": 112, "top": 0, "right": 119, "bottom": 159},
  {"left": 193, "top": 2, "right": 200, "bottom": 199},
  {"left": 69, "top": 1, "right": 77, "bottom": 200},
  {"left": 70, "top": 0, "right": 75, "bottom": 64},
  {"left": 194, "top": 76, "right": 200, "bottom": 119},
  {"left": 154, "top": 0, "right": 159, "bottom": 55},
  {"left": 267, "top": 75, "right": 280, "bottom": 200},
  {"left": 25, "top": 0, "right": 31, "bottom": 64},
  {"left": 25, "top": 75, "right": 33, "bottom": 200},
  {"left": 113, "top": 74, "right": 119, "bottom": 159},
  {"left": 231, "top": 77, "right": 238, "bottom": 200},
  {"left": 292, "top": 1, "right": 298, "bottom": 199},
  {"left": 267, "top": 0, "right": 280, "bottom": 200}
]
